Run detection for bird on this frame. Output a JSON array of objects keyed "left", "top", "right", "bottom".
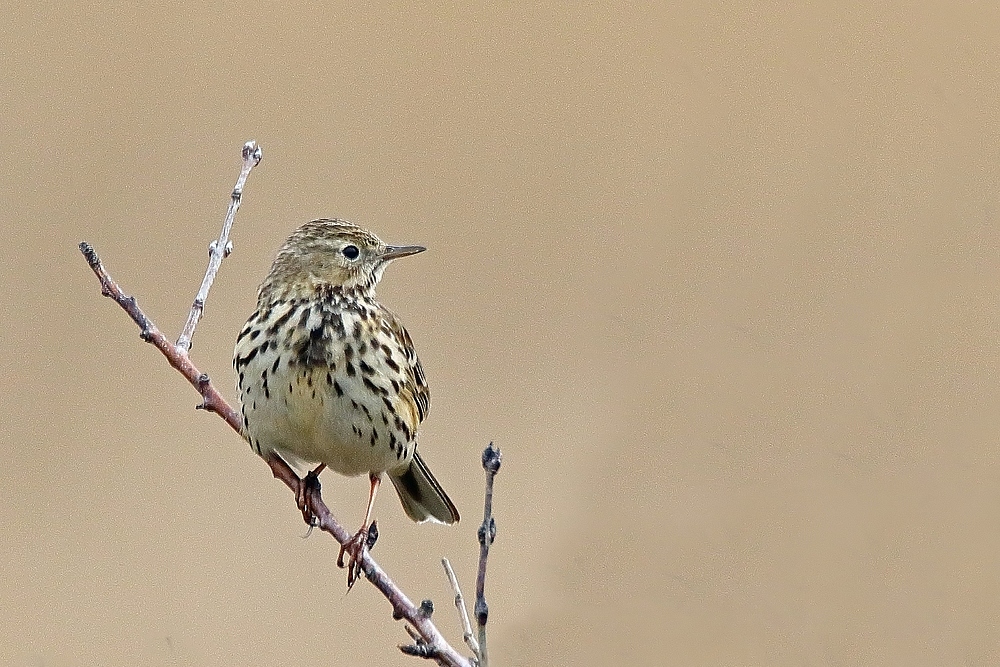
[{"left": 234, "top": 218, "right": 459, "bottom": 584}]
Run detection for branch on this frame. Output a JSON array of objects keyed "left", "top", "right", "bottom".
[
  {"left": 79, "top": 241, "right": 242, "bottom": 430},
  {"left": 175, "top": 140, "right": 263, "bottom": 352},
  {"left": 442, "top": 558, "right": 479, "bottom": 657},
  {"left": 475, "top": 443, "right": 501, "bottom": 667},
  {"left": 79, "top": 143, "right": 473, "bottom": 667}
]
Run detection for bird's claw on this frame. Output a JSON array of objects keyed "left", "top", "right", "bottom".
[
  {"left": 338, "top": 521, "right": 378, "bottom": 590},
  {"left": 297, "top": 469, "right": 323, "bottom": 527}
]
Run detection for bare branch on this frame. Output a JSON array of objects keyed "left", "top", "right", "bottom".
[
  {"left": 78, "top": 242, "right": 241, "bottom": 430},
  {"left": 78, "top": 143, "right": 473, "bottom": 667},
  {"left": 175, "top": 140, "right": 263, "bottom": 352},
  {"left": 442, "top": 558, "right": 480, "bottom": 658},
  {"left": 475, "top": 443, "right": 502, "bottom": 667}
]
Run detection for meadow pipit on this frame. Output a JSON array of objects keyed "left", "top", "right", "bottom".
[{"left": 234, "top": 219, "right": 459, "bottom": 583}]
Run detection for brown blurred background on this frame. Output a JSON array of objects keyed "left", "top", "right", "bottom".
[{"left": 3, "top": 2, "right": 1000, "bottom": 665}]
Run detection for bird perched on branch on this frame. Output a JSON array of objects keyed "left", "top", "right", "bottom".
[{"left": 234, "top": 218, "right": 459, "bottom": 585}]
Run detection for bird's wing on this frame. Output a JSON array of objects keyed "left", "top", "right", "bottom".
[{"left": 380, "top": 307, "right": 430, "bottom": 431}]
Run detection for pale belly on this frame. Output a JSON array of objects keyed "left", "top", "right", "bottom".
[{"left": 239, "top": 343, "right": 413, "bottom": 477}]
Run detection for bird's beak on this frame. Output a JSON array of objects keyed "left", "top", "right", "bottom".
[{"left": 382, "top": 244, "right": 426, "bottom": 260}]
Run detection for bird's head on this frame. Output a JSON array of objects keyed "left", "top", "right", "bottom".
[{"left": 262, "top": 218, "right": 425, "bottom": 297}]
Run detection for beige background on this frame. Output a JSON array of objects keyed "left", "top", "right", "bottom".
[{"left": 3, "top": 2, "right": 1000, "bottom": 665}]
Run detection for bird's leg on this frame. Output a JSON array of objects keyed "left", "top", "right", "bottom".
[
  {"left": 338, "top": 472, "right": 382, "bottom": 588},
  {"left": 297, "top": 463, "right": 326, "bottom": 526}
]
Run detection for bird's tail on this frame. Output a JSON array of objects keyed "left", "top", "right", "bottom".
[{"left": 388, "top": 452, "right": 460, "bottom": 525}]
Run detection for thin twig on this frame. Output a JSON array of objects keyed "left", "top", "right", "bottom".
[
  {"left": 175, "top": 140, "right": 263, "bottom": 352},
  {"left": 79, "top": 242, "right": 242, "bottom": 429},
  {"left": 77, "top": 143, "right": 471, "bottom": 667},
  {"left": 475, "top": 443, "right": 501, "bottom": 667},
  {"left": 442, "top": 558, "right": 479, "bottom": 658}
]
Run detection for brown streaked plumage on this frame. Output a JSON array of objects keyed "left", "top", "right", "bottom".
[{"left": 234, "top": 218, "right": 458, "bottom": 584}]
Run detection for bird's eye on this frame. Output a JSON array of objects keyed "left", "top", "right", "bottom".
[{"left": 342, "top": 245, "right": 360, "bottom": 260}]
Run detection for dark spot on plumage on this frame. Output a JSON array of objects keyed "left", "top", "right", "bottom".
[
  {"left": 359, "top": 360, "right": 375, "bottom": 376},
  {"left": 384, "top": 356, "right": 400, "bottom": 373},
  {"left": 292, "top": 320, "right": 335, "bottom": 368},
  {"left": 353, "top": 319, "right": 362, "bottom": 338},
  {"left": 370, "top": 431, "right": 376, "bottom": 447},
  {"left": 238, "top": 370, "right": 245, "bottom": 385},
  {"left": 358, "top": 340, "right": 368, "bottom": 356},
  {"left": 390, "top": 377, "right": 400, "bottom": 393},
  {"left": 346, "top": 361, "right": 356, "bottom": 377},
  {"left": 363, "top": 377, "right": 385, "bottom": 396},
  {"left": 381, "top": 395, "right": 394, "bottom": 412},
  {"left": 326, "top": 371, "right": 332, "bottom": 385},
  {"left": 351, "top": 399, "right": 359, "bottom": 410},
  {"left": 389, "top": 431, "right": 398, "bottom": 451},
  {"left": 382, "top": 412, "right": 390, "bottom": 426},
  {"left": 288, "top": 383, "right": 293, "bottom": 393},
  {"left": 272, "top": 356, "right": 280, "bottom": 373},
  {"left": 235, "top": 344, "right": 259, "bottom": 368},
  {"left": 297, "top": 305, "right": 312, "bottom": 327},
  {"left": 249, "top": 328, "right": 260, "bottom": 341},
  {"left": 360, "top": 403, "right": 372, "bottom": 419},
  {"left": 344, "top": 344, "right": 354, "bottom": 360},
  {"left": 266, "top": 306, "right": 296, "bottom": 335},
  {"left": 334, "top": 379, "right": 344, "bottom": 397},
  {"left": 306, "top": 374, "right": 313, "bottom": 388},
  {"left": 394, "top": 416, "right": 412, "bottom": 441},
  {"left": 236, "top": 325, "right": 254, "bottom": 344},
  {"left": 311, "top": 389, "right": 316, "bottom": 399}
]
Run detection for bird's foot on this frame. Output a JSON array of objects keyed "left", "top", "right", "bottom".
[
  {"left": 338, "top": 520, "right": 379, "bottom": 590},
  {"left": 296, "top": 467, "right": 324, "bottom": 527}
]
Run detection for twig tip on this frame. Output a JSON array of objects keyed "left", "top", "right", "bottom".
[
  {"left": 242, "top": 140, "right": 263, "bottom": 165},
  {"left": 79, "top": 241, "right": 100, "bottom": 268},
  {"left": 482, "top": 442, "right": 502, "bottom": 474}
]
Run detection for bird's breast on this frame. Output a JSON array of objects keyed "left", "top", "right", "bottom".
[{"left": 235, "top": 299, "right": 417, "bottom": 477}]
